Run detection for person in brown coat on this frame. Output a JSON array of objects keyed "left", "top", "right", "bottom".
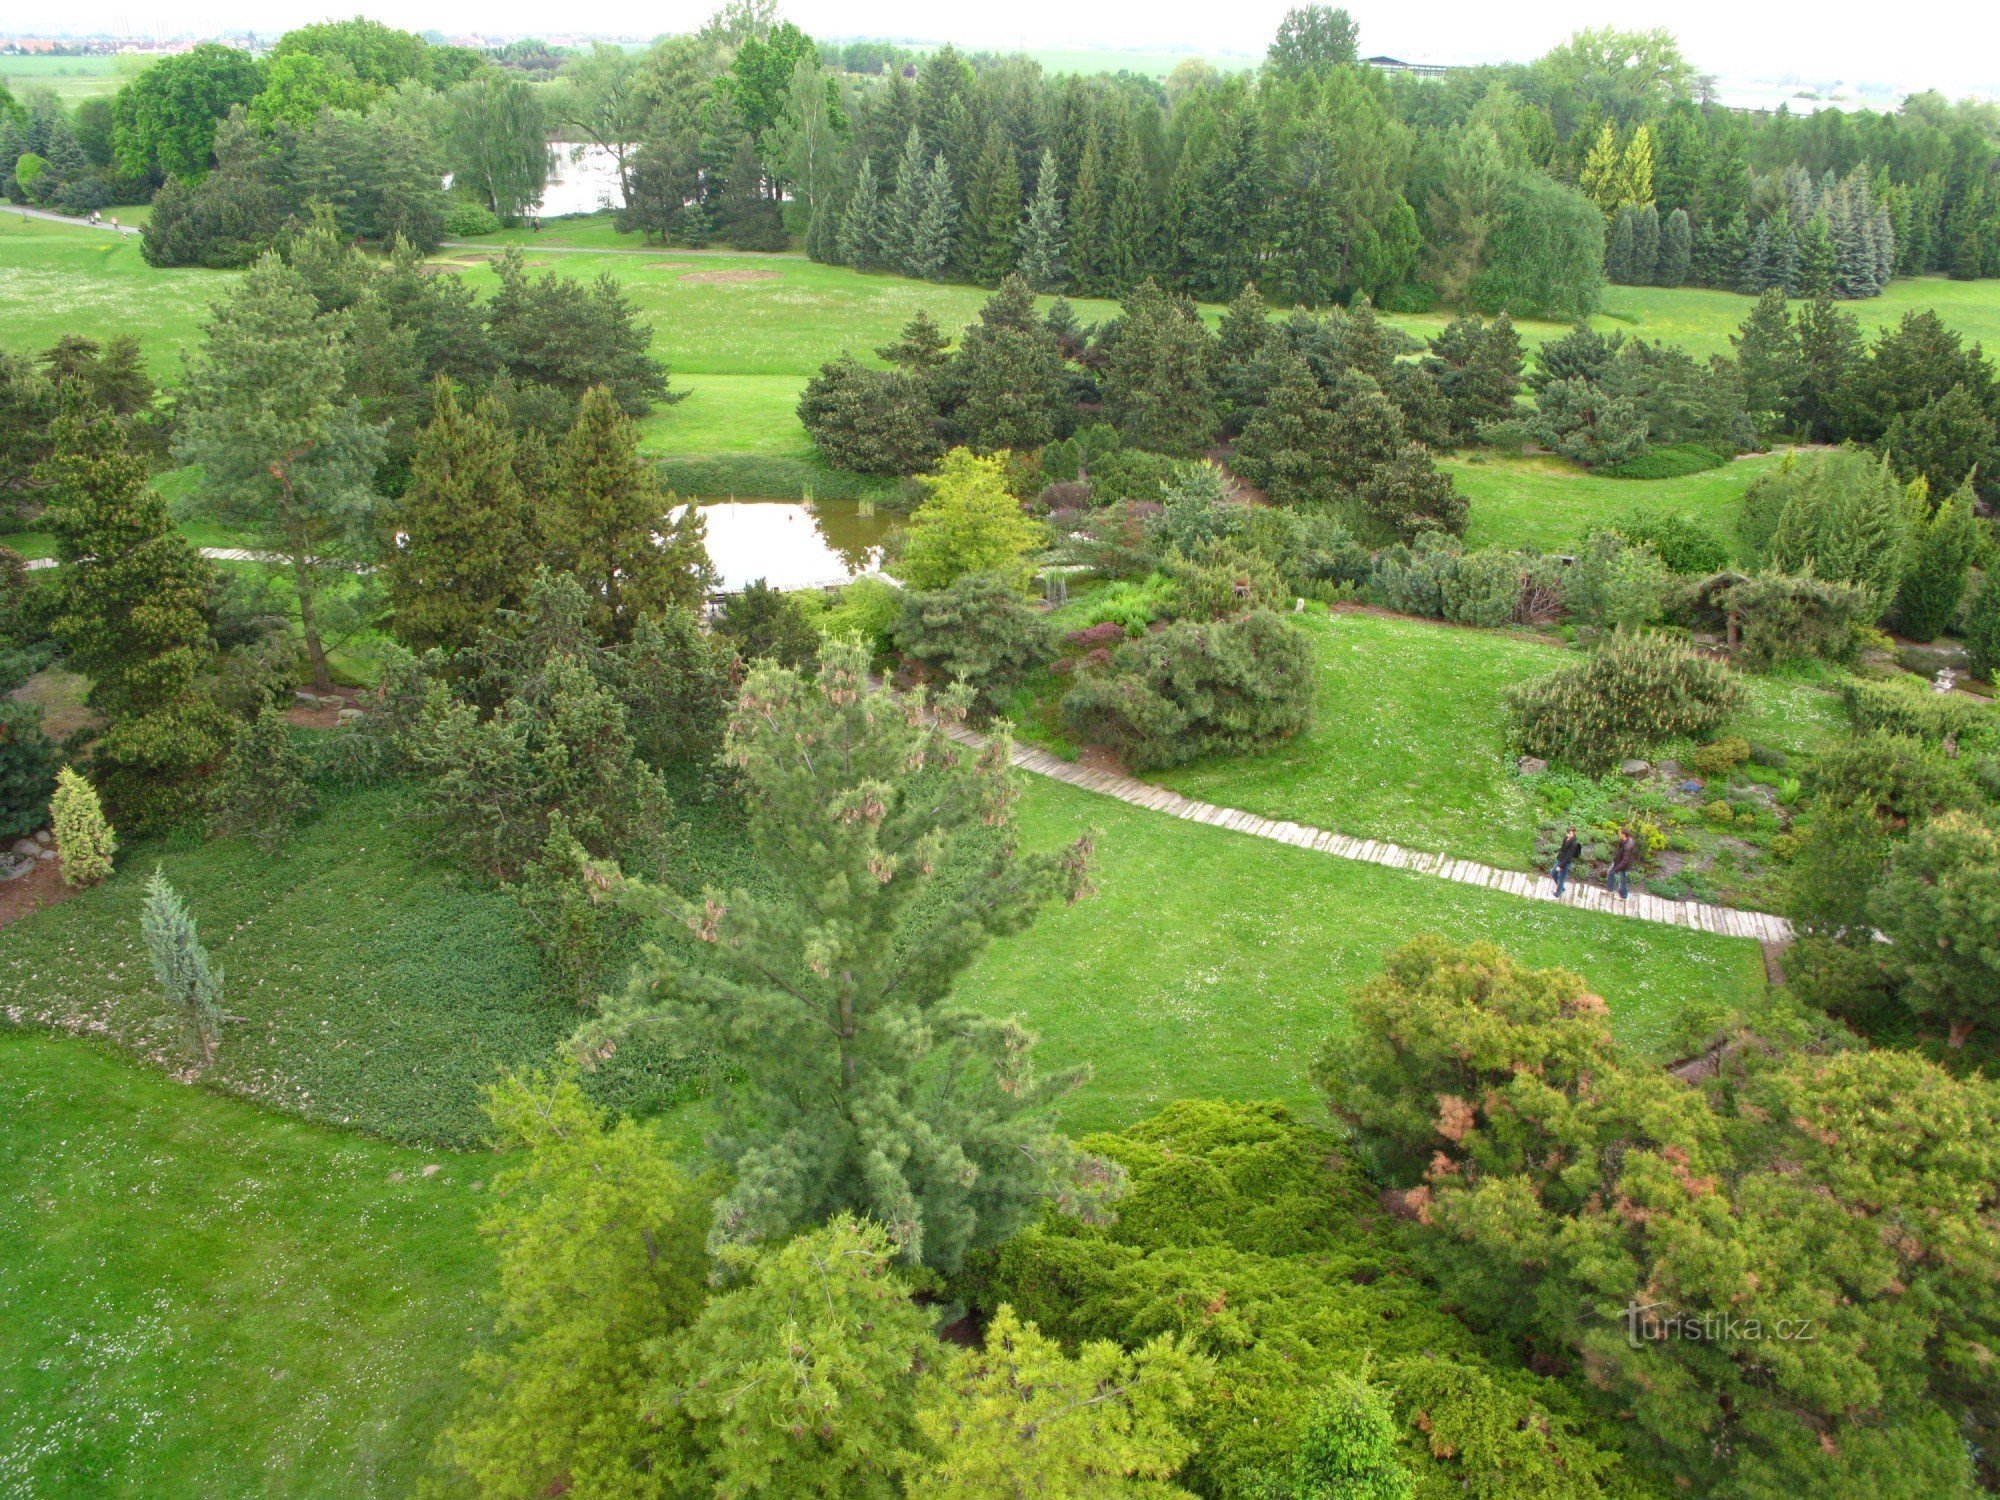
[{"left": 1606, "top": 827, "right": 1638, "bottom": 900}]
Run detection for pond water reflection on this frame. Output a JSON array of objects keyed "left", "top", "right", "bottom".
[
  {"left": 689, "top": 498, "right": 895, "bottom": 592},
  {"left": 534, "top": 143, "right": 626, "bottom": 217}
]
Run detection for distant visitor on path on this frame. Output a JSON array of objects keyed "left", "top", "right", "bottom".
[
  {"left": 1550, "top": 826, "right": 1582, "bottom": 897},
  {"left": 1606, "top": 827, "right": 1639, "bottom": 901}
]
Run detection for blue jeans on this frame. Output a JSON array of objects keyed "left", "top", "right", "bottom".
[
  {"left": 1607, "top": 869, "right": 1630, "bottom": 899},
  {"left": 1551, "top": 862, "right": 1572, "bottom": 895}
]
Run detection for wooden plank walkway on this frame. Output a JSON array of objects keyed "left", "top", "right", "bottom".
[{"left": 942, "top": 725, "right": 1794, "bottom": 945}]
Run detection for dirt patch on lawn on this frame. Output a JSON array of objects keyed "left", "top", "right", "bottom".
[
  {"left": 0, "top": 856, "right": 76, "bottom": 931},
  {"left": 283, "top": 687, "right": 365, "bottom": 730},
  {"left": 11, "top": 667, "right": 98, "bottom": 742},
  {"left": 1074, "top": 744, "right": 1131, "bottom": 778},
  {"left": 678, "top": 268, "right": 780, "bottom": 285}
]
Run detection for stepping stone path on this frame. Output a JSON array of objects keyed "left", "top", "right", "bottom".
[{"left": 939, "top": 724, "right": 1794, "bottom": 945}]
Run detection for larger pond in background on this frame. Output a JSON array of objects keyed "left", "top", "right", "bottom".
[
  {"left": 533, "top": 143, "right": 627, "bottom": 217},
  {"left": 689, "top": 498, "right": 895, "bottom": 592}
]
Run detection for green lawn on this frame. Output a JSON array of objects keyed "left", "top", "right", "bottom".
[
  {"left": 1456, "top": 450, "right": 1784, "bottom": 555},
  {"left": 0, "top": 1031, "right": 493, "bottom": 1498},
  {"left": 1075, "top": 608, "right": 1850, "bottom": 879},
  {"left": 0, "top": 53, "right": 134, "bottom": 101},
  {"left": 963, "top": 776, "right": 1771, "bottom": 1130}
]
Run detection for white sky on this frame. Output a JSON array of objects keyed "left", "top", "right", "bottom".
[{"left": 74, "top": 1, "right": 2000, "bottom": 97}]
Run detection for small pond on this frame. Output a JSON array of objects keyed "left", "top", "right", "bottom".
[{"left": 688, "top": 498, "right": 894, "bottom": 593}]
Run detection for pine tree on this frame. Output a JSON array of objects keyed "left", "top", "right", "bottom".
[
  {"left": 1015, "top": 147, "right": 1066, "bottom": 293},
  {"left": 1629, "top": 203, "right": 1660, "bottom": 285},
  {"left": 1791, "top": 296, "right": 1864, "bottom": 443},
  {"left": 1232, "top": 352, "right": 1340, "bottom": 507},
  {"left": 590, "top": 638, "right": 1106, "bottom": 1269},
  {"left": 1100, "top": 279, "right": 1215, "bottom": 458},
  {"left": 39, "top": 397, "right": 230, "bottom": 832},
  {"left": 142, "top": 868, "right": 224, "bottom": 1064},
  {"left": 1659, "top": 207, "right": 1693, "bottom": 287},
  {"left": 545, "top": 387, "right": 713, "bottom": 641},
  {"left": 951, "top": 277, "right": 1069, "bottom": 452},
  {"left": 387, "top": 380, "right": 535, "bottom": 654},
  {"left": 510, "top": 810, "right": 635, "bottom": 1007},
  {"left": 51, "top": 765, "right": 115, "bottom": 887},
  {"left": 1215, "top": 283, "right": 1274, "bottom": 437},
  {"left": 836, "top": 156, "right": 886, "bottom": 269},
  {"left": 1103, "top": 123, "right": 1153, "bottom": 290},
  {"left": 905, "top": 151, "right": 958, "bottom": 281},
  {"left": 1895, "top": 479, "right": 1981, "bottom": 642}
]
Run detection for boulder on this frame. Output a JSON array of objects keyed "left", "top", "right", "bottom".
[
  {"left": 1620, "top": 758, "right": 1650, "bottom": 777},
  {"left": 1656, "top": 759, "right": 1681, "bottom": 777},
  {"left": 1517, "top": 756, "right": 1549, "bottom": 776},
  {"left": 337, "top": 708, "right": 364, "bottom": 723},
  {"left": 33, "top": 829, "right": 51, "bottom": 847},
  {"left": 37, "top": 847, "right": 56, "bottom": 861},
  {"left": 11, "top": 838, "right": 38, "bottom": 858},
  {"left": 0, "top": 856, "right": 30, "bottom": 882}
]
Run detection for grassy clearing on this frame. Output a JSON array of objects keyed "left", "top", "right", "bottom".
[
  {"left": 1594, "top": 274, "right": 2000, "bottom": 362},
  {"left": 0, "top": 781, "right": 758, "bottom": 1148},
  {"left": 1157, "top": 609, "right": 1558, "bottom": 868},
  {"left": 963, "top": 776, "right": 1771, "bottom": 1130},
  {"left": 0, "top": 1031, "right": 492, "bottom": 1498},
  {"left": 1455, "top": 450, "right": 1784, "bottom": 556},
  {"left": 0, "top": 53, "right": 134, "bottom": 101}
]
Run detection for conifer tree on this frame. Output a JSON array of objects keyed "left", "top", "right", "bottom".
[
  {"left": 592, "top": 638, "right": 1108, "bottom": 1269},
  {"left": 1732, "top": 288, "right": 1800, "bottom": 435},
  {"left": 1631, "top": 203, "right": 1660, "bottom": 285},
  {"left": 545, "top": 387, "right": 712, "bottom": 641},
  {"left": 1659, "top": 206, "right": 1692, "bottom": 287},
  {"left": 1103, "top": 123, "right": 1154, "bottom": 289},
  {"left": 951, "top": 276, "right": 1069, "bottom": 451},
  {"left": 1795, "top": 213, "right": 1836, "bottom": 297},
  {"left": 51, "top": 765, "right": 115, "bottom": 887},
  {"left": 960, "top": 124, "right": 1021, "bottom": 285},
  {"left": 1605, "top": 207, "right": 1637, "bottom": 283},
  {"left": 1233, "top": 352, "right": 1340, "bottom": 507},
  {"left": 1769, "top": 206, "right": 1801, "bottom": 293},
  {"left": 1100, "top": 279, "right": 1215, "bottom": 458},
  {"left": 175, "top": 253, "right": 385, "bottom": 694},
  {"left": 883, "top": 124, "right": 929, "bottom": 271},
  {"left": 836, "top": 156, "right": 886, "bottom": 269},
  {"left": 1791, "top": 295, "right": 1864, "bottom": 442},
  {"left": 209, "top": 706, "right": 317, "bottom": 854},
  {"left": 142, "top": 868, "right": 224, "bottom": 1064},
  {"left": 1066, "top": 129, "right": 1106, "bottom": 295},
  {"left": 906, "top": 151, "right": 958, "bottom": 280},
  {"left": 39, "top": 397, "right": 230, "bottom": 831},
  {"left": 1618, "top": 123, "right": 1655, "bottom": 208},
  {"left": 1214, "top": 283, "right": 1274, "bottom": 437},
  {"left": 1578, "top": 122, "right": 1624, "bottom": 215},
  {"left": 387, "top": 379, "right": 536, "bottom": 655},
  {"left": 1895, "top": 478, "right": 1981, "bottom": 642},
  {"left": 1015, "top": 147, "right": 1066, "bottom": 293}
]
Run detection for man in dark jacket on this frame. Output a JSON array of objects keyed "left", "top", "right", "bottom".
[
  {"left": 1607, "top": 827, "right": 1638, "bottom": 900},
  {"left": 1551, "top": 826, "right": 1583, "bottom": 896}
]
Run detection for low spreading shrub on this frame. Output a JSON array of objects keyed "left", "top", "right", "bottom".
[
  {"left": 1842, "top": 675, "right": 1996, "bottom": 749},
  {"left": 1687, "top": 735, "right": 1750, "bottom": 778},
  {"left": 1724, "top": 573, "right": 1873, "bottom": 670},
  {"left": 1060, "top": 610, "right": 1314, "bottom": 771},
  {"left": 1598, "top": 442, "right": 1726, "bottom": 479},
  {"left": 1506, "top": 630, "right": 1741, "bottom": 775},
  {"left": 892, "top": 571, "right": 1059, "bottom": 715}
]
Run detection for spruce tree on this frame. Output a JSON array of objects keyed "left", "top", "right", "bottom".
[
  {"left": 951, "top": 276, "right": 1069, "bottom": 451},
  {"left": 905, "top": 152, "right": 958, "bottom": 281},
  {"left": 836, "top": 156, "right": 885, "bottom": 269},
  {"left": 1100, "top": 280, "right": 1216, "bottom": 458},
  {"left": 1015, "top": 147, "right": 1066, "bottom": 293},
  {"left": 883, "top": 125, "right": 928, "bottom": 272},
  {"left": 1215, "top": 283, "right": 1274, "bottom": 437},
  {"left": 1659, "top": 207, "right": 1693, "bottom": 287},
  {"left": 545, "top": 387, "right": 713, "bottom": 641},
  {"left": 142, "top": 869, "right": 224, "bottom": 1064},
  {"left": 1103, "top": 124, "right": 1153, "bottom": 290},
  {"left": 1791, "top": 296, "right": 1864, "bottom": 443},
  {"left": 1770, "top": 207, "right": 1801, "bottom": 294},
  {"left": 387, "top": 379, "right": 536, "bottom": 655},
  {"left": 1795, "top": 213, "right": 1836, "bottom": 297},
  {"left": 1732, "top": 288, "right": 1800, "bottom": 436},
  {"left": 1066, "top": 129, "right": 1106, "bottom": 295},
  {"left": 956, "top": 123, "right": 1017, "bottom": 285},
  {"left": 39, "top": 398, "right": 230, "bottom": 832},
  {"left": 591, "top": 637, "right": 1106, "bottom": 1269}
]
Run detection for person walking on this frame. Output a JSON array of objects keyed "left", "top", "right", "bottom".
[
  {"left": 1550, "top": 826, "right": 1583, "bottom": 896},
  {"left": 1607, "top": 826, "right": 1638, "bottom": 901}
]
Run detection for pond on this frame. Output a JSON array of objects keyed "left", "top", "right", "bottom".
[
  {"left": 688, "top": 498, "right": 895, "bottom": 593},
  {"left": 533, "top": 143, "right": 626, "bottom": 217}
]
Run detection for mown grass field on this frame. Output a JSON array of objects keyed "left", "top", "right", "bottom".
[
  {"left": 0, "top": 53, "right": 134, "bottom": 101},
  {"left": 0, "top": 1032, "right": 494, "bottom": 1499},
  {"left": 13, "top": 212, "right": 2000, "bottom": 469},
  {"left": 1455, "top": 450, "right": 1786, "bottom": 555},
  {"left": 1136, "top": 608, "right": 1850, "bottom": 874}
]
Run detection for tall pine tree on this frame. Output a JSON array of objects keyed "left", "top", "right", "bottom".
[{"left": 1015, "top": 147, "right": 1067, "bottom": 293}]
